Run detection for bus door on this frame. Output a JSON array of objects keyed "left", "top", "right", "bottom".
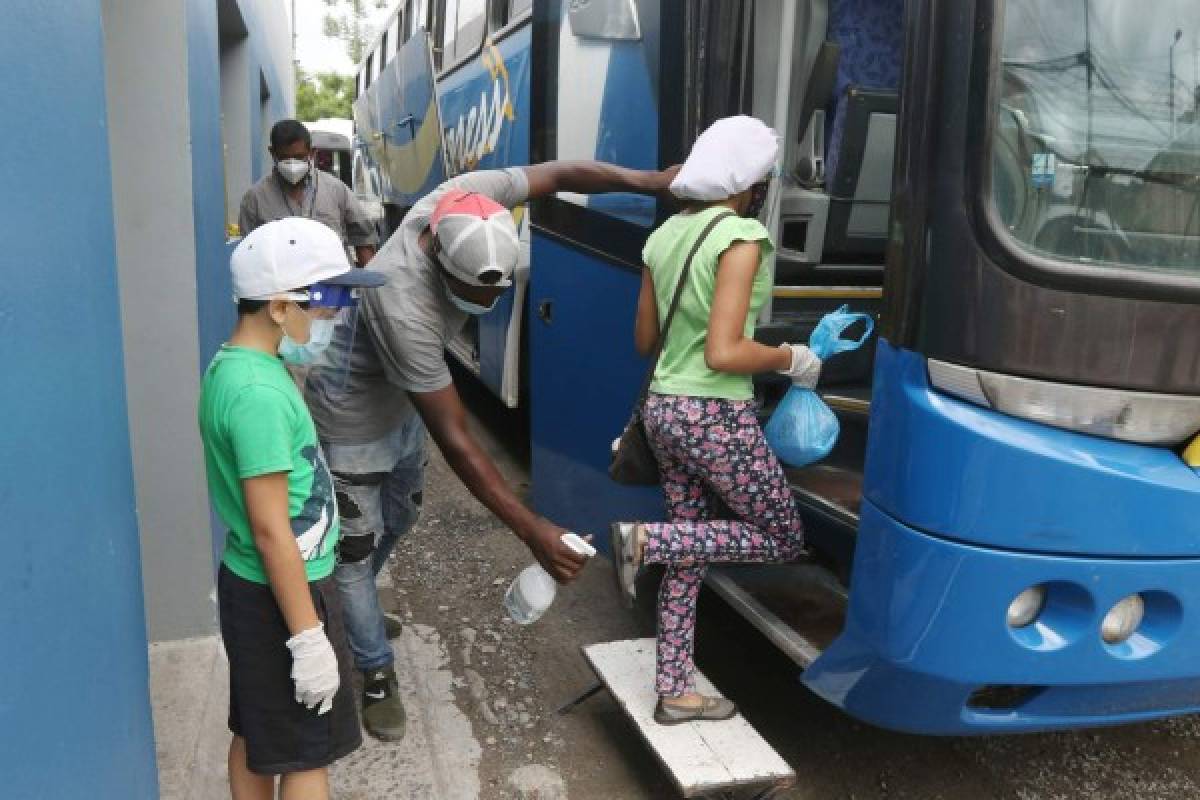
[
  {"left": 526, "top": 0, "right": 914, "bottom": 689},
  {"left": 743, "top": 0, "right": 903, "bottom": 571},
  {"left": 666, "top": 0, "right": 906, "bottom": 675},
  {"left": 528, "top": 0, "right": 677, "bottom": 545},
  {"left": 526, "top": 0, "right": 898, "bottom": 550}
]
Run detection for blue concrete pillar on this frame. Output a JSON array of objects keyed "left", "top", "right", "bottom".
[{"left": 0, "top": 2, "right": 157, "bottom": 798}]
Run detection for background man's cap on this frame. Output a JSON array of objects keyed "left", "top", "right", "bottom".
[
  {"left": 429, "top": 190, "right": 519, "bottom": 288},
  {"left": 231, "top": 217, "right": 386, "bottom": 301}
]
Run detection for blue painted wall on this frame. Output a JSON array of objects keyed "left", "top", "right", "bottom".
[
  {"left": 191, "top": 0, "right": 238, "bottom": 370},
  {"left": 238, "top": 0, "right": 293, "bottom": 183},
  {"left": 0, "top": 2, "right": 157, "bottom": 797},
  {"left": 192, "top": 0, "right": 293, "bottom": 373}
]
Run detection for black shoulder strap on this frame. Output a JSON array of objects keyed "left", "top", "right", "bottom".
[{"left": 636, "top": 210, "right": 736, "bottom": 404}]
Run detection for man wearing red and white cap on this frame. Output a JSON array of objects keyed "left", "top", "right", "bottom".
[{"left": 303, "top": 162, "right": 677, "bottom": 740}]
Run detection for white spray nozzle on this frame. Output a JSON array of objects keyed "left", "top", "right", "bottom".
[{"left": 561, "top": 532, "right": 596, "bottom": 558}]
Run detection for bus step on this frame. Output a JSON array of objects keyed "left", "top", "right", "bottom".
[
  {"left": 771, "top": 285, "right": 883, "bottom": 301},
  {"left": 787, "top": 465, "right": 863, "bottom": 525},
  {"left": 582, "top": 638, "right": 796, "bottom": 799},
  {"left": 820, "top": 383, "right": 872, "bottom": 420},
  {"left": 705, "top": 563, "right": 848, "bottom": 669}
]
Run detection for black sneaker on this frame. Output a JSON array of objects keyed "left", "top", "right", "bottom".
[{"left": 361, "top": 668, "right": 407, "bottom": 742}]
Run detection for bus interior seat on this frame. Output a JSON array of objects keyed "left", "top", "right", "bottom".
[
  {"left": 821, "top": 0, "right": 904, "bottom": 260},
  {"left": 824, "top": 88, "right": 898, "bottom": 259}
]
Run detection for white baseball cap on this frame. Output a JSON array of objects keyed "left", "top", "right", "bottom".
[
  {"left": 429, "top": 190, "right": 520, "bottom": 288},
  {"left": 231, "top": 217, "right": 385, "bottom": 301}
]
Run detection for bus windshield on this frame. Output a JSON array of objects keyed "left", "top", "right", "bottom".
[{"left": 991, "top": 0, "right": 1200, "bottom": 274}]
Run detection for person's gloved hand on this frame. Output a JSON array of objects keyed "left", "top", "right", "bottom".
[
  {"left": 285, "top": 623, "right": 340, "bottom": 715},
  {"left": 778, "top": 344, "right": 822, "bottom": 389}
]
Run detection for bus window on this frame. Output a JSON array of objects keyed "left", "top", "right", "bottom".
[
  {"left": 408, "top": 0, "right": 428, "bottom": 38},
  {"left": 455, "top": 0, "right": 486, "bottom": 62},
  {"left": 435, "top": 0, "right": 458, "bottom": 71},
  {"left": 490, "top": 0, "right": 530, "bottom": 31},
  {"left": 991, "top": 0, "right": 1200, "bottom": 275},
  {"left": 380, "top": 30, "right": 389, "bottom": 70},
  {"left": 550, "top": 0, "right": 660, "bottom": 227},
  {"left": 364, "top": 52, "right": 374, "bottom": 88}
]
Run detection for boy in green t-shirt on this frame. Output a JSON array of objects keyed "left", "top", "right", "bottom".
[{"left": 199, "top": 217, "right": 385, "bottom": 800}]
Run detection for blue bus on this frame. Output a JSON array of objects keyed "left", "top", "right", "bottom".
[{"left": 353, "top": 0, "right": 1200, "bottom": 735}]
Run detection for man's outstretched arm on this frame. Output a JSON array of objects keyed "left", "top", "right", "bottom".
[
  {"left": 522, "top": 160, "right": 679, "bottom": 201},
  {"left": 409, "top": 383, "right": 588, "bottom": 582}
]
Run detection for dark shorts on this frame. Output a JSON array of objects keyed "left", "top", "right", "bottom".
[{"left": 217, "top": 565, "right": 362, "bottom": 775}]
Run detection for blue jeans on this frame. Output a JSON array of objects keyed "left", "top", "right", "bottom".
[{"left": 323, "top": 413, "right": 428, "bottom": 672}]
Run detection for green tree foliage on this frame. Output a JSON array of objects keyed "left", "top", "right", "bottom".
[
  {"left": 295, "top": 68, "right": 356, "bottom": 121},
  {"left": 322, "top": 0, "right": 389, "bottom": 65}
]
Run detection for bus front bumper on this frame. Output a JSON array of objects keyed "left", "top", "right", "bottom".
[{"left": 802, "top": 501, "right": 1200, "bottom": 735}]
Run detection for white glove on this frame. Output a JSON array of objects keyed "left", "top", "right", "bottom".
[
  {"left": 285, "top": 623, "right": 340, "bottom": 715},
  {"left": 778, "top": 344, "right": 822, "bottom": 389}
]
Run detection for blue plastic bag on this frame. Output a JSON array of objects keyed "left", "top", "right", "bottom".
[
  {"left": 764, "top": 306, "right": 876, "bottom": 467},
  {"left": 807, "top": 304, "right": 875, "bottom": 360},
  {"left": 764, "top": 388, "right": 841, "bottom": 467}
]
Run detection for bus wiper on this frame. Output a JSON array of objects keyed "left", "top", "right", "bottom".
[{"left": 1082, "top": 164, "right": 1200, "bottom": 191}]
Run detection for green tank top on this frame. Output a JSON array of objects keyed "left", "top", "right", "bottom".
[{"left": 641, "top": 207, "right": 774, "bottom": 400}]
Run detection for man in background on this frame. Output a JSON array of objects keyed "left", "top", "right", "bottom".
[{"left": 239, "top": 119, "right": 377, "bottom": 266}]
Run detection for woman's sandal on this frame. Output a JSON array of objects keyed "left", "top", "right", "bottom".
[
  {"left": 610, "top": 522, "right": 639, "bottom": 608},
  {"left": 653, "top": 695, "right": 738, "bottom": 725}
]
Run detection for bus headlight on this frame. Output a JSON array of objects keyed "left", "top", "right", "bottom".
[
  {"left": 1007, "top": 585, "right": 1046, "bottom": 628},
  {"left": 927, "top": 360, "right": 1200, "bottom": 446},
  {"left": 1101, "top": 594, "right": 1145, "bottom": 644}
]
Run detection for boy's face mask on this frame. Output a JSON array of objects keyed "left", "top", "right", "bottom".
[
  {"left": 274, "top": 299, "right": 338, "bottom": 365},
  {"left": 280, "top": 282, "right": 362, "bottom": 369},
  {"left": 279, "top": 317, "right": 336, "bottom": 365}
]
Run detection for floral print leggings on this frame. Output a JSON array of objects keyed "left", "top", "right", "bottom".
[{"left": 642, "top": 393, "right": 806, "bottom": 697}]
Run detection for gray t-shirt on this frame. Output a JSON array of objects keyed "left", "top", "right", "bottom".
[
  {"left": 305, "top": 168, "right": 530, "bottom": 444},
  {"left": 238, "top": 169, "right": 378, "bottom": 247}
]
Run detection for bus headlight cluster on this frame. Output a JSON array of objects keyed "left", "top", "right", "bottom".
[
  {"left": 927, "top": 359, "right": 1200, "bottom": 446},
  {"left": 1101, "top": 594, "right": 1145, "bottom": 645},
  {"left": 1006, "top": 585, "right": 1046, "bottom": 628}
]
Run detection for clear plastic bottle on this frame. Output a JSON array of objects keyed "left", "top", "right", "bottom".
[{"left": 503, "top": 532, "right": 596, "bottom": 625}]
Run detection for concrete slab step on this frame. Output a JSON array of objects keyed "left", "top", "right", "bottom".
[{"left": 583, "top": 638, "right": 795, "bottom": 799}]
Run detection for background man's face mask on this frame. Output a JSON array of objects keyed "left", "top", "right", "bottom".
[{"left": 277, "top": 157, "right": 311, "bottom": 185}]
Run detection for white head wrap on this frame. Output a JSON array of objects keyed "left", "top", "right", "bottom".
[{"left": 669, "top": 116, "right": 780, "bottom": 202}]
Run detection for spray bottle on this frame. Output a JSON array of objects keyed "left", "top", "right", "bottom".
[{"left": 503, "top": 533, "right": 596, "bottom": 625}]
